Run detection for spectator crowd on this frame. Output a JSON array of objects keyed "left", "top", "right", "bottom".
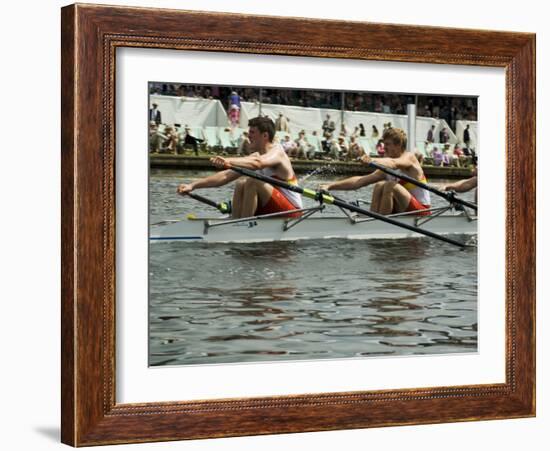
[
  {"left": 148, "top": 83, "right": 477, "bottom": 134},
  {"left": 149, "top": 84, "right": 477, "bottom": 168}
]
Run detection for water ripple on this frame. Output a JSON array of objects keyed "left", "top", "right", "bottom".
[{"left": 149, "top": 171, "right": 478, "bottom": 366}]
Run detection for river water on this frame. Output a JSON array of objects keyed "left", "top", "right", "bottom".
[{"left": 149, "top": 169, "right": 478, "bottom": 366}]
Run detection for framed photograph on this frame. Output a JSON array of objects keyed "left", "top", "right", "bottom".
[{"left": 61, "top": 3, "right": 535, "bottom": 446}]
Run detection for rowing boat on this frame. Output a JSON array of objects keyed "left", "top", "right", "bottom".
[
  {"left": 162, "top": 162, "right": 478, "bottom": 246},
  {"left": 150, "top": 208, "right": 477, "bottom": 243}
]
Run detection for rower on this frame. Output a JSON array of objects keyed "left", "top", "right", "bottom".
[
  {"left": 176, "top": 116, "right": 303, "bottom": 218},
  {"left": 322, "top": 127, "right": 431, "bottom": 216}
]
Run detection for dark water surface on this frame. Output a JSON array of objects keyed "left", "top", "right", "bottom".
[{"left": 149, "top": 169, "right": 478, "bottom": 366}]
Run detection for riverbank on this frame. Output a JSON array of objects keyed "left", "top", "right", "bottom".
[{"left": 150, "top": 154, "right": 473, "bottom": 178}]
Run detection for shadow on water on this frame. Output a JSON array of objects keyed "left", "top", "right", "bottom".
[{"left": 222, "top": 241, "right": 296, "bottom": 262}]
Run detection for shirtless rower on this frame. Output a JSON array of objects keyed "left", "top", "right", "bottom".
[
  {"left": 322, "top": 127, "right": 431, "bottom": 215},
  {"left": 176, "top": 116, "right": 303, "bottom": 218}
]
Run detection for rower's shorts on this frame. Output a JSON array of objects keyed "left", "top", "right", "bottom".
[
  {"left": 256, "top": 188, "right": 302, "bottom": 218},
  {"left": 406, "top": 196, "right": 431, "bottom": 216}
]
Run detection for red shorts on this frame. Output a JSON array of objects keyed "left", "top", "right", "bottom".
[
  {"left": 256, "top": 188, "right": 302, "bottom": 218},
  {"left": 406, "top": 196, "right": 431, "bottom": 216}
]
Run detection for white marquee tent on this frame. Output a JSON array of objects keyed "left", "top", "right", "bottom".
[
  {"left": 149, "top": 94, "right": 227, "bottom": 127},
  {"left": 239, "top": 101, "right": 459, "bottom": 146}
]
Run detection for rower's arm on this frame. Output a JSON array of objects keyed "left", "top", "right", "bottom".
[
  {"left": 444, "top": 176, "right": 478, "bottom": 193},
  {"left": 223, "top": 150, "right": 282, "bottom": 171},
  {"left": 326, "top": 170, "right": 385, "bottom": 191},
  {"left": 369, "top": 153, "right": 413, "bottom": 171},
  {"left": 188, "top": 169, "right": 241, "bottom": 190}
]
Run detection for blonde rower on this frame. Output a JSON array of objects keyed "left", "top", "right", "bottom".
[{"left": 322, "top": 127, "right": 431, "bottom": 216}]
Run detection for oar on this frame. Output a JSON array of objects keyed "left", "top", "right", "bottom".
[
  {"left": 367, "top": 161, "right": 478, "bottom": 212},
  {"left": 222, "top": 163, "right": 468, "bottom": 248},
  {"left": 186, "top": 192, "right": 232, "bottom": 214}
]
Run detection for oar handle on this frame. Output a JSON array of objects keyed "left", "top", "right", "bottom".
[
  {"left": 187, "top": 192, "right": 218, "bottom": 208},
  {"left": 187, "top": 192, "right": 231, "bottom": 214},
  {"left": 368, "top": 161, "right": 478, "bottom": 211}
]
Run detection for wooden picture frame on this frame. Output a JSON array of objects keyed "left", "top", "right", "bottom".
[{"left": 61, "top": 3, "right": 535, "bottom": 446}]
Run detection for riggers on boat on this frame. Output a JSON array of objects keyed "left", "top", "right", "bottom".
[
  {"left": 158, "top": 162, "right": 478, "bottom": 247},
  {"left": 150, "top": 205, "right": 477, "bottom": 243}
]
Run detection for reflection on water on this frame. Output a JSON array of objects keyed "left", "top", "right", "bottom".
[
  {"left": 149, "top": 170, "right": 478, "bottom": 366},
  {"left": 149, "top": 239, "right": 477, "bottom": 366}
]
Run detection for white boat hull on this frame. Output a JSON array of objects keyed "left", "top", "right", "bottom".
[{"left": 150, "top": 214, "right": 477, "bottom": 243}]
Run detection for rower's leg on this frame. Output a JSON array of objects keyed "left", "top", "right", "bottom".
[
  {"left": 231, "top": 177, "right": 247, "bottom": 218},
  {"left": 237, "top": 178, "right": 274, "bottom": 218},
  {"left": 370, "top": 181, "right": 386, "bottom": 212},
  {"left": 379, "top": 182, "right": 411, "bottom": 214},
  {"left": 391, "top": 184, "right": 413, "bottom": 213},
  {"left": 377, "top": 181, "right": 397, "bottom": 214}
]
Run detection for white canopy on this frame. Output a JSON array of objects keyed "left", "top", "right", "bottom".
[{"left": 149, "top": 95, "right": 227, "bottom": 127}]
